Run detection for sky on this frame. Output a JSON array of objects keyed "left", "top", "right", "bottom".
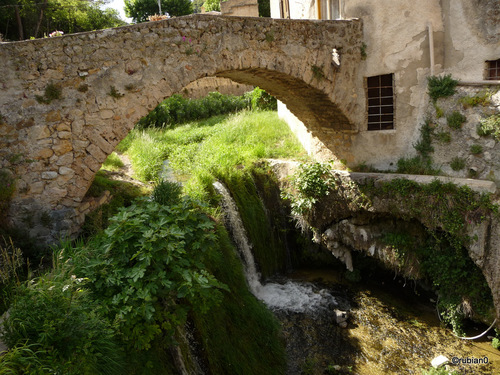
[{"left": 103, "top": 0, "right": 132, "bottom": 23}]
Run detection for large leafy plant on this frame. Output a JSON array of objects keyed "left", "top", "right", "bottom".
[{"left": 76, "top": 197, "right": 227, "bottom": 350}]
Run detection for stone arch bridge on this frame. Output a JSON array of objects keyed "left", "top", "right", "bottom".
[{"left": 0, "top": 14, "right": 363, "bottom": 242}]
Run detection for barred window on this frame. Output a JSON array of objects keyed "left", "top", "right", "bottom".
[
  {"left": 486, "top": 59, "right": 500, "bottom": 80},
  {"left": 367, "top": 74, "right": 394, "bottom": 131}
]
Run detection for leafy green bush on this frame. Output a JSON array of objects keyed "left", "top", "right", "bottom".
[
  {"left": 72, "top": 198, "right": 227, "bottom": 350},
  {"left": 446, "top": 111, "right": 466, "bottom": 129},
  {"left": 477, "top": 114, "right": 500, "bottom": 140},
  {"left": 492, "top": 337, "right": 500, "bottom": 350},
  {"left": 136, "top": 92, "right": 249, "bottom": 129},
  {"left": 427, "top": 74, "right": 459, "bottom": 102},
  {"left": 450, "top": 157, "right": 466, "bottom": 171},
  {"left": 283, "top": 162, "right": 335, "bottom": 216},
  {"left": 245, "top": 87, "right": 277, "bottom": 111}
]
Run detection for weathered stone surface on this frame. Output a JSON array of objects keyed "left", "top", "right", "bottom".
[
  {"left": 41, "top": 171, "right": 58, "bottom": 180},
  {"left": 0, "top": 14, "right": 363, "bottom": 246}
]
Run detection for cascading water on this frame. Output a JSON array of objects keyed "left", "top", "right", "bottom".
[{"left": 213, "top": 181, "right": 337, "bottom": 313}]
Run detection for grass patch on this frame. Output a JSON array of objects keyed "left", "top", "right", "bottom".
[
  {"left": 434, "top": 131, "right": 451, "bottom": 143},
  {"left": 120, "top": 110, "right": 307, "bottom": 187},
  {"left": 101, "top": 152, "right": 124, "bottom": 171},
  {"left": 396, "top": 156, "right": 440, "bottom": 175}
]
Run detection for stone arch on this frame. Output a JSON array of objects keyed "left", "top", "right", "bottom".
[{"left": 0, "top": 14, "right": 363, "bottom": 242}]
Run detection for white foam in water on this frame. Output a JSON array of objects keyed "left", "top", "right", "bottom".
[{"left": 214, "top": 181, "right": 336, "bottom": 313}]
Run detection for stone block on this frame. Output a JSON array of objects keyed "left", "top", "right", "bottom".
[
  {"left": 37, "top": 148, "right": 54, "bottom": 159},
  {"left": 53, "top": 140, "right": 73, "bottom": 156},
  {"left": 41, "top": 171, "right": 58, "bottom": 180}
]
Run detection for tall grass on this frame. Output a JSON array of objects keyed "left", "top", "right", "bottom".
[{"left": 119, "top": 110, "right": 307, "bottom": 193}]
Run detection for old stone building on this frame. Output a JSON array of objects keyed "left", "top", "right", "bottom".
[{"left": 270, "top": 0, "right": 500, "bottom": 171}]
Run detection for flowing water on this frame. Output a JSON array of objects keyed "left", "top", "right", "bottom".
[{"left": 213, "top": 181, "right": 500, "bottom": 375}]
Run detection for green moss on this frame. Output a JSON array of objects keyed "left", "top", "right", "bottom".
[
  {"left": 190, "top": 225, "right": 286, "bottom": 375},
  {"left": 311, "top": 65, "right": 325, "bottom": 80}
]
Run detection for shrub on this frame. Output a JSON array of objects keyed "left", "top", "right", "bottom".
[
  {"left": 136, "top": 92, "right": 249, "bottom": 129},
  {"left": 414, "top": 121, "right": 434, "bottom": 158},
  {"left": 447, "top": 111, "right": 466, "bottom": 129},
  {"left": 427, "top": 74, "right": 459, "bottom": 102},
  {"left": 470, "top": 144, "right": 483, "bottom": 155},
  {"left": 245, "top": 87, "right": 277, "bottom": 111},
  {"left": 450, "top": 157, "right": 466, "bottom": 171},
  {"left": 492, "top": 337, "right": 500, "bottom": 350},
  {"left": 477, "top": 114, "right": 500, "bottom": 140},
  {"left": 73, "top": 198, "right": 228, "bottom": 350}
]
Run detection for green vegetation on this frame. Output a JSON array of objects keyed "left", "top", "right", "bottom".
[
  {"left": 125, "top": 0, "right": 193, "bottom": 22},
  {"left": 311, "top": 65, "right": 325, "bottom": 80},
  {"left": 470, "top": 144, "right": 483, "bottom": 155},
  {"left": 458, "top": 90, "right": 492, "bottom": 108},
  {"left": 477, "top": 114, "right": 500, "bottom": 140},
  {"left": 0, "top": 0, "right": 125, "bottom": 41},
  {"left": 108, "top": 86, "right": 124, "bottom": 99},
  {"left": 0, "top": 169, "right": 15, "bottom": 214},
  {"left": 396, "top": 120, "right": 440, "bottom": 176},
  {"left": 446, "top": 111, "right": 466, "bottom": 129},
  {"left": 201, "top": 0, "right": 220, "bottom": 12},
  {"left": 421, "top": 366, "right": 458, "bottom": 375},
  {"left": 282, "top": 161, "right": 335, "bottom": 216},
  {"left": 35, "top": 83, "right": 62, "bottom": 104},
  {"left": 434, "top": 131, "right": 451, "bottom": 143},
  {"left": 102, "top": 152, "right": 125, "bottom": 171},
  {"left": 119, "top": 110, "right": 305, "bottom": 187},
  {"left": 360, "top": 42, "right": 367, "bottom": 60},
  {"left": 427, "top": 74, "right": 459, "bottom": 102},
  {"left": 492, "top": 337, "right": 500, "bottom": 350},
  {"left": 286, "top": 160, "right": 497, "bottom": 335},
  {"left": 136, "top": 89, "right": 275, "bottom": 129},
  {"left": 81, "top": 170, "right": 151, "bottom": 236},
  {"left": 450, "top": 157, "right": 466, "bottom": 171}
]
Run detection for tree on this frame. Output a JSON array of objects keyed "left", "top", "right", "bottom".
[
  {"left": 202, "top": 0, "right": 219, "bottom": 12},
  {"left": 124, "top": 0, "right": 192, "bottom": 23},
  {"left": 0, "top": 0, "right": 125, "bottom": 41}
]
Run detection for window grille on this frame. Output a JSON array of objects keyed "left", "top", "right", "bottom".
[
  {"left": 367, "top": 74, "right": 394, "bottom": 131},
  {"left": 486, "top": 59, "right": 500, "bottom": 80}
]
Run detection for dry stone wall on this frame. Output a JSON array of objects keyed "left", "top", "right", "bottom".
[{"left": 0, "top": 14, "right": 363, "bottom": 243}]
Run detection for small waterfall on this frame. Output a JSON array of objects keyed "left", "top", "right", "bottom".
[{"left": 213, "top": 181, "right": 337, "bottom": 313}]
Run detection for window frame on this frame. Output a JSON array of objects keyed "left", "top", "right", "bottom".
[
  {"left": 366, "top": 73, "right": 395, "bottom": 131},
  {"left": 485, "top": 59, "right": 500, "bottom": 80}
]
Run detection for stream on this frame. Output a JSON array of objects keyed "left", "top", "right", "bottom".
[{"left": 213, "top": 180, "right": 500, "bottom": 375}]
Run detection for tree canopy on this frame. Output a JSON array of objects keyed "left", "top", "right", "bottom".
[
  {"left": 0, "top": 0, "right": 126, "bottom": 41},
  {"left": 124, "top": 0, "right": 192, "bottom": 22}
]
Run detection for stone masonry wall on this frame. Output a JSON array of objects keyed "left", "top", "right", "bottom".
[{"left": 0, "top": 14, "right": 363, "bottom": 243}]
